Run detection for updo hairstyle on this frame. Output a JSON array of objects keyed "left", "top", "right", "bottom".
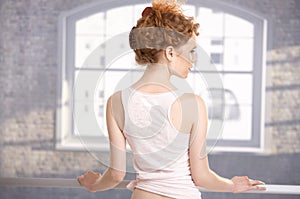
[{"left": 129, "top": 0, "right": 199, "bottom": 65}]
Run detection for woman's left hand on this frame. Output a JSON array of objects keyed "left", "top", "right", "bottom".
[
  {"left": 231, "top": 176, "right": 266, "bottom": 193},
  {"left": 77, "top": 170, "right": 102, "bottom": 192}
]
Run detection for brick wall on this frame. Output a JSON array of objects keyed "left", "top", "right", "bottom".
[
  {"left": 266, "top": 46, "right": 300, "bottom": 153},
  {"left": 0, "top": 0, "right": 102, "bottom": 178}
]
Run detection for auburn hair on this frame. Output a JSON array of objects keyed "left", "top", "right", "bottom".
[{"left": 129, "top": 0, "right": 200, "bottom": 65}]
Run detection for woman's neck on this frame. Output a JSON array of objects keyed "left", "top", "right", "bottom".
[{"left": 133, "top": 63, "right": 176, "bottom": 91}]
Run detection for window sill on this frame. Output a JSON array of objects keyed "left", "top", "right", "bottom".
[{"left": 55, "top": 135, "right": 110, "bottom": 151}]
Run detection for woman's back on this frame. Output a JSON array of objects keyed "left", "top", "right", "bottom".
[{"left": 120, "top": 86, "right": 202, "bottom": 199}]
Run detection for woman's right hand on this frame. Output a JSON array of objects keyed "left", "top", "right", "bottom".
[{"left": 231, "top": 176, "right": 266, "bottom": 193}]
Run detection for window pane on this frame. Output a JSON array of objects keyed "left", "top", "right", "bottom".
[
  {"left": 221, "top": 106, "right": 252, "bottom": 140},
  {"left": 75, "top": 13, "right": 105, "bottom": 67},
  {"left": 103, "top": 52, "right": 144, "bottom": 93},
  {"left": 106, "top": 51, "right": 136, "bottom": 69},
  {"left": 217, "top": 74, "right": 253, "bottom": 140},
  {"left": 224, "top": 14, "right": 254, "bottom": 38},
  {"left": 197, "top": 37, "right": 224, "bottom": 70},
  {"left": 223, "top": 74, "right": 253, "bottom": 105},
  {"left": 74, "top": 70, "right": 101, "bottom": 100},
  {"left": 75, "top": 36, "right": 104, "bottom": 67},
  {"left": 224, "top": 38, "right": 253, "bottom": 70},
  {"left": 211, "top": 53, "right": 223, "bottom": 64},
  {"left": 182, "top": 5, "right": 196, "bottom": 16},
  {"left": 106, "top": 6, "right": 135, "bottom": 37},
  {"left": 75, "top": 13, "right": 104, "bottom": 35},
  {"left": 196, "top": 9, "right": 254, "bottom": 72},
  {"left": 74, "top": 101, "right": 103, "bottom": 136},
  {"left": 188, "top": 72, "right": 209, "bottom": 95},
  {"left": 74, "top": 69, "right": 142, "bottom": 137},
  {"left": 198, "top": 7, "right": 224, "bottom": 38},
  {"left": 74, "top": 70, "right": 105, "bottom": 136}
]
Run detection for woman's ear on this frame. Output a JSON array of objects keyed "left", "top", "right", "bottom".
[{"left": 165, "top": 46, "right": 175, "bottom": 61}]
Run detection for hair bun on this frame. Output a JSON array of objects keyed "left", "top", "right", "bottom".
[{"left": 142, "top": 7, "right": 154, "bottom": 17}]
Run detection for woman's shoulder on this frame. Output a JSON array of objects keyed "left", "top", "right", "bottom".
[
  {"left": 180, "top": 93, "right": 206, "bottom": 105},
  {"left": 179, "top": 93, "right": 207, "bottom": 115},
  {"left": 106, "top": 91, "right": 123, "bottom": 113},
  {"left": 108, "top": 91, "right": 122, "bottom": 103}
]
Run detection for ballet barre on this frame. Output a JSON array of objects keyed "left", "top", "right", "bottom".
[{"left": 0, "top": 178, "right": 299, "bottom": 195}]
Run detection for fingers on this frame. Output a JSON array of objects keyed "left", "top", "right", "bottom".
[
  {"left": 86, "top": 170, "right": 102, "bottom": 178},
  {"left": 77, "top": 171, "right": 92, "bottom": 187},
  {"left": 249, "top": 179, "right": 266, "bottom": 191},
  {"left": 250, "top": 179, "right": 265, "bottom": 185},
  {"left": 232, "top": 176, "right": 266, "bottom": 193},
  {"left": 77, "top": 174, "right": 96, "bottom": 192},
  {"left": 77, "top": 170, "right": 102, "bottom": 188},
  {"left": 77, "top": 175, "right": 84, "bottom": 186},
  {"left": 87, "top": 170, "right": 96, "bottom": 175},
  {"left": 249, "top": 184, "right": 267, "bottom": 191}
]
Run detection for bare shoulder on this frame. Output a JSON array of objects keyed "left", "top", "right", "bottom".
[
  {"left": 107, "top": 91, "right": 124, "bottom": 130},
  {"left": 176, "top": 93, "right": 207, "bottom": 129},
  {"left": 107, "top": 91, "right": 123, "bottom": 109},
  {"left": 109, "top": 91, "right": 122, "bottom": 102},
  {"left": 107, "top": 91, "right": 123, "bottom": 116},
  {"left": 180, "top": 93, "right": 206, "bottom": 109}
]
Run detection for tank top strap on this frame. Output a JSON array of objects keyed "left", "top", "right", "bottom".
[{"left": 121, "top": 87, "right": 130, "bottom": 111}]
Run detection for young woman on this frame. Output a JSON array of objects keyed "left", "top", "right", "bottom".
[{"left": 78, "top": 1, "right": 265, "bottom": 198}]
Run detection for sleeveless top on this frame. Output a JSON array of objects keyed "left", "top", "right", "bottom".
[{"left": 121, "top": 87, "right": 202, "bottom": 199}]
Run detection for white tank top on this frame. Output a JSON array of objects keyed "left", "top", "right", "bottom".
[{"left": 121, "top": 87, "right": 201, "bottom": 199}]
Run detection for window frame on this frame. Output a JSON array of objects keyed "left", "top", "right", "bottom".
[
  {"left": 195, "top": 0, "right": 267, "bottom": 153},
  {"left": 56, "top": 0, "right": 267, "bottom": 152}
]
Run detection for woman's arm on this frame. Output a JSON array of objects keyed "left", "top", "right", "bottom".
[
  {"left": 78, "top": 93, "right": 126, "bottom": 192},
  {"left": 189, "top": 95, "right": 265, "bottom": 193}
]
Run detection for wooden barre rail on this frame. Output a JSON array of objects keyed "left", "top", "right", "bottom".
[{"left": 0, "top": 178, "right": 299, "bottom": 195}]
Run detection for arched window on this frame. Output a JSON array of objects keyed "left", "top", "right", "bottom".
[{"left": 56, "top": 0, "right": 267, "bottom": 152}]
